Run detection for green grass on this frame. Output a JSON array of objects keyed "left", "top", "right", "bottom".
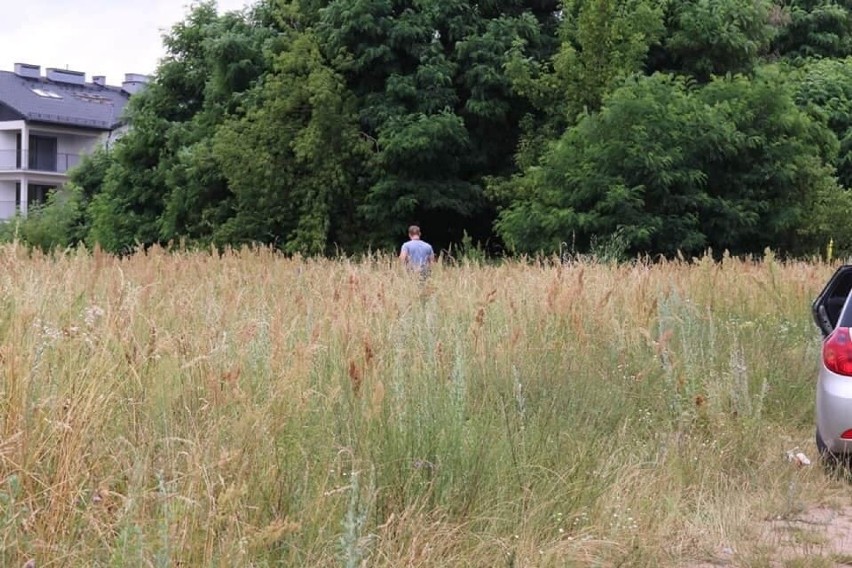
[{"left": 0, "top": 245, "right": 844, "bottom": 566}]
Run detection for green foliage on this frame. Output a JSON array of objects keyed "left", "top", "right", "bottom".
[
  {"left": 65, "top": 0, "right": 852, "bottom": 258},
  {"left": 69, "top": 147, "right": 112, "bottom": 201},
  {"left": 444, "top": 230, "right": 488, "bottom": 265},
  {"left": 0, "top": 186, "right": 87, "bottom": 252},
  {"left": 697, "top": 69, "right": 841, "bottom": 254},
  {"left": 0, "top": 475, "right": 27, "bottom": 566},
  {"left": 772, "top": 0, "right": 852, "bottom": 59},
  {"left": 88, "top": 1, "right": 275, "bottom": 253},
  {"left": 318, "top": 0, "right": 561, "bottom": 247},
  {"left": 498, "top": 73, "right": 714, "bottom": 254},
  {"left": 496, "top": 71, "right": 846, "bottom": 256},
  {"left": 650, "top": 0, "right": 777, "bottom": 81},
  {"left": 213, "top": 31, "right": 371, "bottom": 254},
  {"left": 556, "top": 0, "right": 665, "bottom": 117},
  {"left": 791, "top": 57, "right": 852, "bottom": 188},
  {"left": 87, "top": 98, "right": 169, "bottom": 252},
  {"left": 796, "top": 172, "right": 852, "bottom": 255},
  {"left": 501, "top": 0, "right": 664, "bottom": 172}
]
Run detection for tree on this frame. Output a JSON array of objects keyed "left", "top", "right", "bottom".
[
  {"left": 88, "top": 2, "right": 275, "bottom": 252},
  {"left": 648, "top": 0, "right": 776, "bottom": 81},
  {"left": 496, "top": 71, "right": 845, "bottom": 256},
  {"left": 213, "top": 32, "right": 372, "bottom": 253},
  {"left": 87, "top": 96, "right": 171, "bottom": 252},
  {"left": 791, "top": 57, "right": 852, "bottom": 188},
  {"left": 317, "top": 0, "right": 561, "bottom": 249},
  {"left": 555, "top": 0, "right": 665, "bottom": 117},
  {"left": 74, "top": 0, "right": 852, "bottom": 258},
  {"left": 772, "top": 0, "right": 852, "bottom": 59},
  {"left": 696, "top": 69, "right": 839, "bottom": 253},
  {"left": 500, "top": 0, "right": 664, "bottom": 183}
]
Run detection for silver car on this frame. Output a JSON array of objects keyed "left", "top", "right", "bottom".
[{"left": 813, "top": 266, "right": 852, "bottom": 457}]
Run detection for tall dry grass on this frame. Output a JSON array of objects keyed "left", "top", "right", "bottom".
[{"left": 0, "top": 245, "right": 840, "bottom": 566}]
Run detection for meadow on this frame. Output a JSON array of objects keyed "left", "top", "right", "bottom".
[{"left": 0, "top": 245, "right": 846, "bottom": 567}]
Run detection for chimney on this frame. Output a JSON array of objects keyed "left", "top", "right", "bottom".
[
  {"left": 14, "top": 63, "right": 41, "bottom": 79},
  {"left": 121, "top": 73, "right": 150, "bottom": 95},
  {"left": 92, "top": 76, "right": 106, "bottom": 87},
  {"left": 46, "top": 68, "right": 85, "bottom": 85}
]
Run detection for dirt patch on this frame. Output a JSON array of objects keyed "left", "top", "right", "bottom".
[
  {"left": 687, "top": 506, "right": 852, "bottom": 567},
  {"left": 760, "top": 506, "right": 852, "bottom": 566}
]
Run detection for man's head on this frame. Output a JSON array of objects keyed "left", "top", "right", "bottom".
[{"left": 408, "top": 225, "right": 421, "bottom": 239}]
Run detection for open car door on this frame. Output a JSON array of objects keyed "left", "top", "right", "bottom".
[{"left": 813, "top": 265, "right": 852, "bottom": 338}]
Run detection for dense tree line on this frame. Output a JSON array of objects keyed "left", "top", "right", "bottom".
[{"left": 24, "top": 0, "right": 852, "bottom": 257}]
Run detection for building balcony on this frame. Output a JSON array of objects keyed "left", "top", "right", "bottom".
[{"left": 0, "top": 149, "right": 81, "bottom": 174}]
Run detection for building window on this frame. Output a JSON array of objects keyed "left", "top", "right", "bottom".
[
  {"left": 28, "top": 185, "right": 56, "bottom": 207},
  {"left": 16, "top": 134, "right": 59, "bottom": 172},
  {"left": 28, "top": 135, "right": 58, "bottom": 172},
  {"left": 14, "top": 183, "right": 56, "bottom": 209}
]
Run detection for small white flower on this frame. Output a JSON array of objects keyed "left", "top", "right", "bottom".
[{"left": 83, "top": 305, "right": 105, "bottom": 327}]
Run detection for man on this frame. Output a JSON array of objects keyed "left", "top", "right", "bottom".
[{"left": 399, "top": 225, "right": 435, "bottom": 274}]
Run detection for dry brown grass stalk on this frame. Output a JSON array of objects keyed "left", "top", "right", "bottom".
[{"left": 0, "top": 247, "right": 843, "bottom": 566}]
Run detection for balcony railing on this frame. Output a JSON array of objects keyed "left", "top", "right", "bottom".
[{"left": 0, "top": 150, "right": 81, "bottom": 174}]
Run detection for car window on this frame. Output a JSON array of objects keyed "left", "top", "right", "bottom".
[{"left": 814, "top": 266, "right": 852, "bottom": 336}]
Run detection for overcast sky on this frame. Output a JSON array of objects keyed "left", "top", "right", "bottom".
[{"left": 0, "top": 0, "right": 252, "bottom": 86}]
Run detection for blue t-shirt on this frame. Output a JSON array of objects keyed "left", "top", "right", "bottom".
[{"left": 401, "top": 239, "right": 434, "bottom": 268}]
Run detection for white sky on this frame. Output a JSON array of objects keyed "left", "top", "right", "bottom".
[{"left": 0, "top": 0, "right": 253, "bottom": 86}]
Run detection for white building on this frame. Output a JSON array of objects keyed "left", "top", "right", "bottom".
[{"left": 0, "top": 64, "right": 143, "bottom": 218}]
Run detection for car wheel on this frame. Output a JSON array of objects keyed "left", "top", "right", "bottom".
[
  {"left": 817, "top": 428, "right": 846, "bottom": 469},
  {"left": 817, "top": 428, "right": 828, "bottom": 455}
]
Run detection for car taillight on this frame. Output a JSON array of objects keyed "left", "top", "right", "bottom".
[{"left": 824, "top": 327, "right": 852, "bottom": 376}]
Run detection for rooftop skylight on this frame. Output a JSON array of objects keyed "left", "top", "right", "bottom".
[
  {"left": 31, "top": 88, "right": 62, "bottom": 99},
  {"left": 74, "top": 92, "right": 111, "bottom": 104}
]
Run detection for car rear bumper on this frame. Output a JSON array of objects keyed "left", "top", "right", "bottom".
[{"left": 817, "top": 366, "right": 852, "bottom": 453}]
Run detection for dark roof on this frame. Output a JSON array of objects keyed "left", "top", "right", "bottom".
[{"left": 0, "top": 71, "right": 131, "bottom": 130}]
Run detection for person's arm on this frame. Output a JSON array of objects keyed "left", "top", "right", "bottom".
[{"left": 399, "top": 243, "right": 409, "bottom": 264}]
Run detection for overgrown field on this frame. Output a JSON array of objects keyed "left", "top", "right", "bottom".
[{"left": 0, "top": 247, "right": 845, "bottom": 566}]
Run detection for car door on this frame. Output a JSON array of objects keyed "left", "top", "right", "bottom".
[{"left": 813, "top": 265, "right": 852, "bottom": 338}]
